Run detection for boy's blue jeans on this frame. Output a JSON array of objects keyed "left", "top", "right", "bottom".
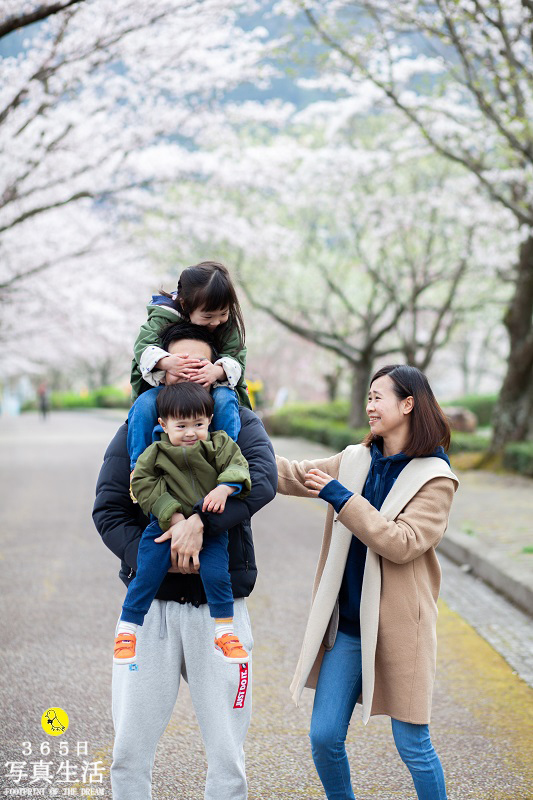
[
  {"left": 310, "top": 629, "right": 447, "bottom": 800},
  {"left": 121, "top": 518, "right": 233, "bottom": 624},
  {"left": 127, "top": 384, "right": 241, "bottom": 471}
]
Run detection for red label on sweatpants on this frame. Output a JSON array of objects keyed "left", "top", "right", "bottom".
[{"left": 233, "top": 663, "right": 249, "bottom": 709}]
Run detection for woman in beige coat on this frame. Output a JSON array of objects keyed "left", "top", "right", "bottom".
[{"left": 276, "top": 365, "right": 458, "bottom": 800}]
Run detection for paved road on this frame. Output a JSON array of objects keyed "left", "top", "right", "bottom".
[{"left": 0, "top": 412, "right": 532, "bottom": 799}]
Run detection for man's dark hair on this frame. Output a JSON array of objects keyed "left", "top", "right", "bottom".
[
  {"left": 156, "top": 383, "right": 214, "bottom": 421},
  {"left": 362, "top": 364, "right": 451, "bottom": 457},
  {"left": 160, "top": 322, "right": 216, "bottom": 361}
]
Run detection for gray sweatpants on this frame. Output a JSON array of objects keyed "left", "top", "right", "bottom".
[{"left": 111, "top": 598, "right": 253, "bottom": 800}]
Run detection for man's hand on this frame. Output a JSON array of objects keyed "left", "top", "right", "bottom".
[
  {"left": 189, "top": 361, "right": 225, "bottom": 388},
  {"left": 154, "top": 513, "right": 204, "bottom": 573},
  {"left": 202, "top": 484, "right": 236, "bottom": 513},
  {"left": 304, "top": 468, "right": 333, "bottom": 497}
]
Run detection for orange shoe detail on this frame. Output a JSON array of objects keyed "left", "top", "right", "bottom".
[
  {"left": 214, "top": 633, "right": 249, "bottom": 664},
  {"left": 114, "top": 633, "right": 137, "bottom": 664}
]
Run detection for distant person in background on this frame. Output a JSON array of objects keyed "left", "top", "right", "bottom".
[
  {"left": 276, "top": 365, "right": 459, "bottom": 800},
  {"left": 38, "top": 382, "right": 50, "bottom": 420}
]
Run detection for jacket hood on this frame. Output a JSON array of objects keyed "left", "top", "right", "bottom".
[
  {"left": 369, "top": 441, "right": 410, "bottom": 468},
  {"left": 149, "top": 292, "right": 179, "bottom": 308},
  {"left": 364, "top": 441, "right": 450, "bottom": 511},
  {"left": 369, "top": 441, "right": 450, "bottom": 467}
]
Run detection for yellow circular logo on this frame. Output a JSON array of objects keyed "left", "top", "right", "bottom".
[{"left": 41, "top": 708, "right": 69, "bottom": 736}]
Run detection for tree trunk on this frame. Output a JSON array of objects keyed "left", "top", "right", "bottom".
[
  {"left": 324, "top": 365, "right": 342, "bottom": 402},
  {"left": 490, "top": 234, "right": 533, "bottom": 451},
  {"left": 349, "top": 360, "right": 372, "bottom": 428}
]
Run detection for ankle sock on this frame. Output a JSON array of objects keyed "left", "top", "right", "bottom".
[
  {"left": 215, "top": 619, "right": 234, "bottom": 639},
  {"left": 117, "top": 621, "right": 138, "bottom": 637}
]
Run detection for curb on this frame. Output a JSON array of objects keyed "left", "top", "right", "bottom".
[{"left": 438, "top": 528, "right": 533, "bottom": 618}]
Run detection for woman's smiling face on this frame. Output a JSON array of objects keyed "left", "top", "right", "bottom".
[{"left": 366, "top": 375, "right": 413, "bottom": 440}]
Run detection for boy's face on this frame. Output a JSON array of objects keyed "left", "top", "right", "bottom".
[{"left": 159, "top": 414, "right": 212, "bottom": 447}]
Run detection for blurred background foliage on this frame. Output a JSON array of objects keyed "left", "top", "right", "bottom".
[{"left": 1, "top": 0, "right": 532, "bottom": 468}]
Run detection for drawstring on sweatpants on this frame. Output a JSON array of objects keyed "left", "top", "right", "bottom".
[{"left": 159, "top": 601, "right": 168, "bottom": 639}]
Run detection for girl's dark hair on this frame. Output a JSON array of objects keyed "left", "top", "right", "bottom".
[
  {"left": 160, "top": 322, "right": 216, "bottom": 360},
  {"left": 156, "top": 383, "right": 214, "bottom": 421},
  {"left": 162, "top": 261, "right": 245, "bottom": 350},
  {"left": 362, "top": 364, "right": 451, "bottom": 457}
]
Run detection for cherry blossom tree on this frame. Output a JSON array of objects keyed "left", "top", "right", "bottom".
[
  {"left": 140, "top": 106, "right": 513, "bottom": 425},
  {"left": 0, "top": 0, "right": 272, "bottom": 383},
  {"left": 274, "top": 0, "right": 533, "bottom": 446}
]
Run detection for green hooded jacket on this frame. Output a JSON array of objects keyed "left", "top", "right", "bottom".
[
  {"left": 131, "top": 430, "right": 251, "bottom": 531},
  {"left": 130, "top": 300, "right": 250, "bottom": 407}
]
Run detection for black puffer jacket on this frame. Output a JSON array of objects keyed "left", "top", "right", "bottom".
[{"left": 92, "top": 408, "right": 277, "bottom": 605}]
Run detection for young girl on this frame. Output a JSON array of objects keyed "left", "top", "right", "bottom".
[
  {"left": 276, "top": 365, "right": 458, "bottom": 800},
  {"left": 128, "top": 261, "right": 250, "bottom": 471}
]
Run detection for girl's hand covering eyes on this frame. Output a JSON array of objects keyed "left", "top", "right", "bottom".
[
  {"left": 158, "top": 353, "right": 191, "bottom": 377},
  {"left": 188, "top": 362, "right": 225, "bottom": 388},
  {"left": 160, "top": 355, "right": 207, "bottom": 384},
  {"left": 304, "top": 468, "right": 333, "bottom": 496}
]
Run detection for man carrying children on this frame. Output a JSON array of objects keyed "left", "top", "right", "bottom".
[{"left": 93, "top": 322, "right": 277, "bottom": 800}]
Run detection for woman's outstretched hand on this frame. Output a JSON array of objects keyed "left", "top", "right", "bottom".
[{"left": 304, "top": 468, "right": 333, "bottom": 496}]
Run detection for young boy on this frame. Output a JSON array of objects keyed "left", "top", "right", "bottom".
[{"left": 114, "top": 382, "right": 251, "bottom": 665}]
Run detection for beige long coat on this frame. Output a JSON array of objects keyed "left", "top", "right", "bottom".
[{"left": 276, "top": 444, "right": 458, "bottom": 725}]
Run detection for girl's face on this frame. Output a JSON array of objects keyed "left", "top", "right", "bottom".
[
  {"left": 366, "top": 375, "right": 413, "bottom": 440},
  {"left": 188, "top": 305, "right": 230, "bottom": 331}
]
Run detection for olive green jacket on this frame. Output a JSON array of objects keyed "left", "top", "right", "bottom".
[
  {"left": 131, "top": 430, "right": 251, "bottom": 531},
  {"left": 130, "top": 301, "right": 250, "bottom": 407}
]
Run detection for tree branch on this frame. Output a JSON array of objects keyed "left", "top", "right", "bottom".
[
  {"left": 0, "top": 0, "right": 85, "bottom": 39},
  {"left": 436, "top": 0, "right": 531, "bottom": 160},
  {"left": 301, "top": 3, "right": 533, "bottom": 226},
  {"left": 237, "top": 273, "right": 362, "bottom": 364},
  {"left": 0, "top": 239, "right": 101, "bottom": 293},
  {"left": 0, "top": 179, "right": 150, "bottom": 234}
]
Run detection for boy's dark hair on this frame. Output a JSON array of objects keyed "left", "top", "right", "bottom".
[
  {"left": 162, "top": 261, "right": 245, "bottom": 350},
  {"left": 160, "top": 322, "right": 216, "bottom": 361},
  {"left": 156, "top": 383, "right": 214, "bottom": 421},
  {"left": 362, "top": 364, "right": 451, "bottom": 457}
]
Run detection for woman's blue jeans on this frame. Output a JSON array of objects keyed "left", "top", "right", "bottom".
[
  {"left": 127, "top": 384, "right": 241, "bottom": 470},
  {"left": 310, "top": 629, "right": 447, "bottom": 799}
]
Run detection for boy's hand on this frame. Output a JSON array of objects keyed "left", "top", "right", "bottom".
[
  {"left": 189, "top": 361, "right": 225, "bottom": 388},
  {"left": 304, "top": 468, "right": 333, "bottom": 497},
  {"left": 202, "top": 484, "right": 236, "bottom": 513}
]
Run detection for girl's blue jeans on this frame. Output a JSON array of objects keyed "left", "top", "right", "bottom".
[
  {"left": 310, "top": 629, "right": 447, "bottom": 800},
  {"left": 127, "top": 384, "right": 241, "bottom": 470}
]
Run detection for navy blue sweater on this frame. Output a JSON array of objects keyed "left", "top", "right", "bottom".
[{"left": 319, "top": 442, "right": 450, "bottom": 635}]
